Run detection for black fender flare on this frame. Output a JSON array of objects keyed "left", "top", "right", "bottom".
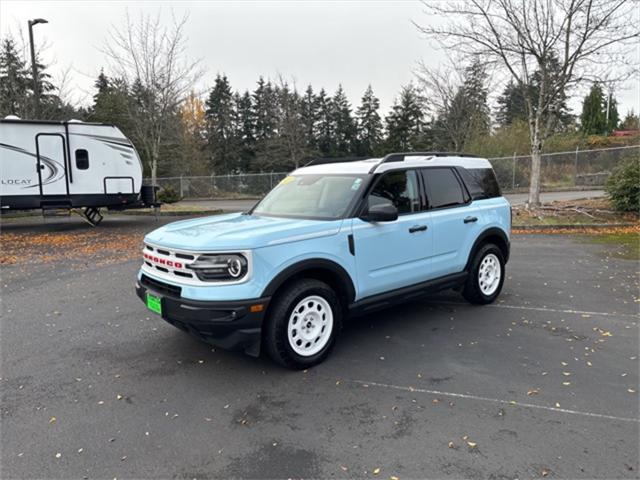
[
  {"left": 463, "top": 227, "right": 511, "bottom": 271},
  {"left": 261, "top": 258, "right": 356, "bottom": 304}
]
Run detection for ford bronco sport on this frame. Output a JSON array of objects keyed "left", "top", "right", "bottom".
[{"left": 136, "top": 152, "right": 511, "bottom": 369}]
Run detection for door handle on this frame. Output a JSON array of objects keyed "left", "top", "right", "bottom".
[
  {"left": 464, "top": 216, "right": 478, "bottom": 224},
  {"left": 409, "top": 225, "right": 428, "bottom": 233}
]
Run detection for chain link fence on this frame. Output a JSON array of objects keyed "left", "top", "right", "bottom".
[
  {"left": 147, "top": 145, "right": 639, "bottom": 199},
  {"left": 489, "top": 145, "right": 639, "bottom": 191}
]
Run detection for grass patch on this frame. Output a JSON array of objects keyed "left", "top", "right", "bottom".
[{"left": 580, "top": 232, "right": 640, "bottom": 260}]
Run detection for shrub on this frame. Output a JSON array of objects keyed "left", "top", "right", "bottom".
[
  {"left": 157, "top": 185, "right": 181, "bottom": 204},
  {"left": 605, "top": 158, "right": 640, "bottom": 212}
]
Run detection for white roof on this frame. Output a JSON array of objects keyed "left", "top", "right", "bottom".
[{"left": 293, "top": 155, "right": 492, "bottom": 176}]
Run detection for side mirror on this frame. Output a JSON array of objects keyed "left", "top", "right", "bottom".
[{"left": 363, "top": 203, "right": 398, "bottom": 222}]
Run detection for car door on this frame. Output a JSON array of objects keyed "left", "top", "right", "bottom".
[
  {"left": 351, "top": 169, "right": 433, "bottom": 299},
  {"left": 421, "top": 167, "right": 479, "bottom": 278}
]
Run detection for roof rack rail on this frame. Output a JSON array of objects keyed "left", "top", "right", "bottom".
[
  {"left": 305, "top": 156, "right": 370, "bottom": 167},
  {"left": 368, "top": 151, "right": 478, "bottom": 174},
  {"left": 382, "top": 151, "right": 478, "bottom": 163}
]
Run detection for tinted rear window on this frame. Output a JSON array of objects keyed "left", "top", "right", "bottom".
[
  {"left": 459, "top": 167, "right": 501, "bottom": 199},
  {"left": 423, "top": 168, "right": 467, "bottom": 208}
]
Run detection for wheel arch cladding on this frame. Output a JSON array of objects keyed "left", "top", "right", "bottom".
[
  {"left": 464, "top": 227, "right": 510, "bottom": 271},
  {"left": 261, "top": 259, "right": 356, "bottom": 309}
]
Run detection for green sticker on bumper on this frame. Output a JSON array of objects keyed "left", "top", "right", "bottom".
[{"left": 146, "top": 293, "right": 162, "bottom": 315}]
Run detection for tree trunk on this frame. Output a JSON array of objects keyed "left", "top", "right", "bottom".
[
  {"left": 150, "top": 157, "right": 158, "bottom": 188},
  {"left": 528, "top": 134, "right": 542, "bottom": 207}
]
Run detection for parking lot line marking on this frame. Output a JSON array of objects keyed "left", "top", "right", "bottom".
[
  {"left": 429, "top": 301, "right": 640, "bottom": 320},
  {"left": 348, "top": 379, "right": 640, "bottom": 424},
  {"left": 486, "top": 304, "right": 640, "bottom": 319}
]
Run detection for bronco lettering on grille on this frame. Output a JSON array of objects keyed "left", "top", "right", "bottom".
[{"left": 143, "top": 252, "right": 184, "bottom": 269}]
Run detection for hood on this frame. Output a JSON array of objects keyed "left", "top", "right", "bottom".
[{"left": 144, "top": 213, "right": 343, "bottom": 251}]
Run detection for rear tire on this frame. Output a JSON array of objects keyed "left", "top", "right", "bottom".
[
  {"left": 462, "top": 244, "right": 505, "bottom": 305},
  {"left": 264, "top": 278, "right": 341, "bottom": 369}
]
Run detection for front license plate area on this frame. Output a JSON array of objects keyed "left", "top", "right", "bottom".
[{"left": 146, "top": 293, "right": 162, "bottom": 315}]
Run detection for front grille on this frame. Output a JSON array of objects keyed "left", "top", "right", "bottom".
[
  {"left": 141, "top": 243, "right": 251, "bottom": 286},
  {"left": 142, "top": 243, "right": 196, "bottom": 281},
  {"left": 141, "top": 274, "right": 182, "bottom": 297}
]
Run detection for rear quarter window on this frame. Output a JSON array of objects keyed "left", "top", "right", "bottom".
[{"left": 459, "top": 168, "right": 501, "bottom": 199}]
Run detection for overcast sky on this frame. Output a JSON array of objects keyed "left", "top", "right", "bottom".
[{"left": 1, "top": 0, "right": 638, "bottom": 118}]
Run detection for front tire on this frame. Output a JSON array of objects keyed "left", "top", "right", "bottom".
[
  {"left": 462, "top": 244, "right": 505, "bottom": 305},
  {"left": 264, "top": 279, "right": 341, "bottom": 369}
]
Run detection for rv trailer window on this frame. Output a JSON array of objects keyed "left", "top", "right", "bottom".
[{"left": 75, "top": 149, "right": 89, "bottom": 170}]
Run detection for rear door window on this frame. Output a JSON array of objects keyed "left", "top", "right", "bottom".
[{"left": 422, "top": 168, "right": 467, "bottom": 209}]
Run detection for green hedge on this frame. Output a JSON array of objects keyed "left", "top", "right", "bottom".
[
  {"left": 157, "top": 186, "right": 181, "bottom": 204},
  {"left": 605, "top": 158, "right": 640, "bottom": 212}
]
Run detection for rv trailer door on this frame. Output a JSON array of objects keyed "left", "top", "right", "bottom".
[{"left": 36, "top": 133, "right": 68, "bottom": 197}]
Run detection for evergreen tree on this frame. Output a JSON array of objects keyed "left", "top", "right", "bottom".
[
  {"left": 89, "top": 71, "right": 133, "bottom": 132},
  {"left": 205, "top": 74, "right": 237, "bottom": 173},
  {"left": 252, "top": 77, "right": 277, "bottom": 141},
  {"left": 606, "top": 94, "right": 619, "bottom": 133},
  {"left": 316, "top": 88, "right": 334, "bottom": 156},
  {"left": 496, "top": 56, "right": 572, "bottom": 132},
  {"left": 620, "top": 110, "right": 640, "bottom": 130},
  {"left": 34, "top": 54, "right": 58, "bottom": 118},
  {"left": 234, "top": 90, "right": 255, "bottom": 171},
  {"left": 0, "top": 37, "right": 31, "bottom": 117},
  {"left": 530, "top": 54, "right": 573, "bottom": 132},
  {"left": 356, "top": 85, "right": 382, "bottom": 155},
  {"left": 580, "top": 83, "right": 608, "bottom": 135},
  {"left": 496, "top": 80, "right": 528, "bottom": 127},
  {"left": 385, "top": 84, "right": 425, "bottom": 151},
  {"left": 330, "top": 85, "right": 356, "bottom": 157},
  {"left": 265, "top": 81, "right": 308, "bottom": 171},
  {"left": 431, "top": 62, "right": 489, "bottom": 151},
  {"left": 300, "top": 85, "right": 319, "bottom": 151}
]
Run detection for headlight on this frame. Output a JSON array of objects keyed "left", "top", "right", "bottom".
[{"left": 187, "top": 253, "right": 249, "bottom": 282}]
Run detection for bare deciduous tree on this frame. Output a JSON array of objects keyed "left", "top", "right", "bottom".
[
  {"left": 416, "top": 59, "right": 494, "bottom": 152},
  {"left": 416, "top": 0, "right": 639, "bottom": 206},
  {"left": 103, "top": 11, "right": 203, "bottom": 186}
]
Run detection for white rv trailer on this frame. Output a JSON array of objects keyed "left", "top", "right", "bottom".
[{"left": 0, "top": 117, "right": 156, "bottom": 223}]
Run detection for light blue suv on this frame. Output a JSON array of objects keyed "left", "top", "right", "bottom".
[{"left": 136, "top": 152, "right": 511, "bottom": 368}]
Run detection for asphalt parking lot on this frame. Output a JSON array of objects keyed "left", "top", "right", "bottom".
[{"left": 1, "top": 215, "right": 638, "bottom": 479}]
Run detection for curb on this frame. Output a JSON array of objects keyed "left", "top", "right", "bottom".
[{"left": 513, "top": 223, "right": 637, "bottom": 231}]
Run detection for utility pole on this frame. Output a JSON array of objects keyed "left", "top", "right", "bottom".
[{"left": 28, "top": 18, "right": 48, "bottom": 118}]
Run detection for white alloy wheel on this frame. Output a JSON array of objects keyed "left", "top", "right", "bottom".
[
  {"left": 287, "top": 295, "right": 334, "bottom": 357},
  {"left": 478, "top": 253, "right": 501, "bottom": 296}
]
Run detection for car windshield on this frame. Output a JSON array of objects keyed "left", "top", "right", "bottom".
[{"left": 252, "top": 174, "right": 366, "bottom": 220}]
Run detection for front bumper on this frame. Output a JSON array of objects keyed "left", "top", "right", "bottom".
[{"left": 136, "top": 274, "right": 270, "bottom": 356}]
